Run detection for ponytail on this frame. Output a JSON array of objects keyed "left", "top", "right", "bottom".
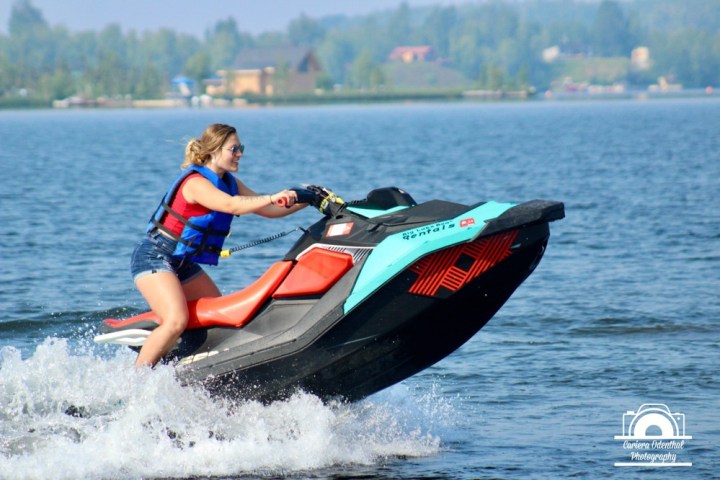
[
  {"left": 181, "top": 138, "right": 207, "bottom": 169},
  {"left": 180, "top": 123, "right": 237, "bottom": 170}
]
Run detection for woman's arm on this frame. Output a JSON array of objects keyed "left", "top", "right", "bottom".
[
  {"left": 235, "top": 177, "right": 308, "bottom": 218},
  {"left": 182, "top": 175, "right": 306, "bottom": 217}
]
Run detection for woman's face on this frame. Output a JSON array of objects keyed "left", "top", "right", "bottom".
[{"left": 212, "top": 133, "right": 244, "bottom": 174}]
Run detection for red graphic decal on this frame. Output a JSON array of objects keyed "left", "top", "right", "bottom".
[
  {"left": 460, "top": 218, "right": 476, "bottom": 228},
  {"left": 408, "top": 230, "right": 518, "bottom": 297},
  {"left": 327, "top": 222, "right": 354, "bottom": 237}
]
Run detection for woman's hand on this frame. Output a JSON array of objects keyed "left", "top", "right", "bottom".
[{"left": 271, "top": 189, "right": 299, "bottom": 208}]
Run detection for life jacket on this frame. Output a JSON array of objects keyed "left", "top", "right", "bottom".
[{"left": 147, "top": 165, "right": 239, "bottom": 265}]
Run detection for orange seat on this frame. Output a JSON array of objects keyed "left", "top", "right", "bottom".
[
  {"left": 187, "top": 261, "right": 293, "bottom": 328},
  {"left": 273, "top": 248, "right": 353, "bottom": 298},
  {"left": 104, "top": 261, "right": 293, "bottom": 330}
]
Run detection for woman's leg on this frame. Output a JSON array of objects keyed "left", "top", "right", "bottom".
[
  {"left": 182, "top": 270, "right": 221, "bottom": 301},
  {"left": 134, "top": 271, "right": 190, "bottom": 367}
]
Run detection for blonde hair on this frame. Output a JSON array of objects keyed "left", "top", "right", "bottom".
[{"left": 181, "top": 123, "right": 237, "bottom": 169}]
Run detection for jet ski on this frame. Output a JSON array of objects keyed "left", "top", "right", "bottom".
[{"left": 95, "top": 186, "right": 564, "bottom": 403}]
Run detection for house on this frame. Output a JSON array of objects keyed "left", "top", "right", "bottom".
[
  {"left": 170, "top": 76, "right": 196, "bottom": 98},
  {"left": 205, "top": 47, "right": 322, "bottom": 97},
  {"left": 542, "top": 45, "right": 588, "bottom": 63},
  {"left": 542, "top": 46, "right": 561, "bottom": 63},
  {"left": 388, "top": 46, "right": 436, "bottom": 63},
  {"left": 631, "top": 46, "right": 651, "bottom": 70}
]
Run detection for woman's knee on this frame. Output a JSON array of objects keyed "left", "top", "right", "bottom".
[{"left": 160, "top": 311, "right": 189, "bottom": 336}]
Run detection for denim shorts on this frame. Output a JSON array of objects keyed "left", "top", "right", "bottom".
[{"left": 130, "top": 231, "right": 204, "bottom": 283}]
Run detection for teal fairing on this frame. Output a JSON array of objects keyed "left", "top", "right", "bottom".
[{"left": 343, "top": 201, "right": 515, "bottom": 313}]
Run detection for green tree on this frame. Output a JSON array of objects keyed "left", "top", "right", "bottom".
[
  {"left": 540, "top": 20, "right": 591, "bottom": 55},
  {"left": 315, "top": 70, "right": 334, "bottom": 91},
  {"left": 288, "top": 14, "right": 325, "bottom": 46},
  {"left": 684, "top": 30, "right": 719, "bottom": 87},
  {"left": 316, "top": 31, "right": 357, "bottom": 85},
  {"left": 420, "top": 6, "right": 457, "bottom": 57},
  {"left": 449, "top": 29, "right": 482, "bottom": 80},
  {"left": 650, "top": 28, "right": 720, "bottom": 88},
  {"left": 133, "top": 61, "right": 164, "bottom": 99},
  {"left": 255, "top": 31, "right": 286, "bottom": 48},
  {"left": 2, "top": 0, "right": 720, "bottom": 101},
  {"left": 0, "top": 50, "right": 16, "bottom": 93},
  {"left": 206, "top": 18, "right": 253, "bottom": 68},
  {"left": 517, "top": 64, "right": 530, "bottom": 89},
  {"left": 592, "top": 0, "right": 634, "bottom": 56},
  {"left": 369, "top": 65, "right": 386, "bottom": 90},
  {"left": 7, "top": 0, "right": 55, "bottom": 90},
  {"left": 40, "top": 62, "right": 75, "bottom": 99},
  {"left": 483, "top": 4, "right": 520, "bottom": 47},
  {"left": 67, "top": 31, "right": 99, "bottom": 74},
  {"left": 8, "top": 0, "right": 46, "bottom": 36},
  {"left": 348, "top": 49, "right": 385, "bottom": 90},
  {"left": 480, "top": 63, "right": 508, "bottom": 90},
  {"left": 92, "top": 51, "right": 127, "bottom": 96},
  {"left": 184, "top": 51, "right": 212, "bottom": 84},
  {"left": 137, "top": 29, "right": 200, "bottom": 78},
  {"left": 387, "top": 2, "right": 413, "bottom": 46}
]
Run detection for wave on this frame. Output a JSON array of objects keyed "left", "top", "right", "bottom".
[
  {"left": 0, "top": 338, "right": 448, "bottom": 480},
  {"left": 568, "top": 316, "right": 720, "bottom": 336},
  {"left": 0, "top": 307, "right": 140, "bottom": 331},
  {"left": 0, "top": 307, "right": 144, "bottom": 356}
]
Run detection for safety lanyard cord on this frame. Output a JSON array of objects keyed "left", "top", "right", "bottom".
[{"left": 220, "top": 227, "right": 307, "bottom": 257}]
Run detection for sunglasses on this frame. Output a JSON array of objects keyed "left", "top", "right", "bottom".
[{"left": 225, "top": 143, "right": 245, "bottom": 155}]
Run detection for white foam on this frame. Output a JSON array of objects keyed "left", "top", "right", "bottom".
[{"left": 0, "top": 338, "right": 446, "bottom": 479}]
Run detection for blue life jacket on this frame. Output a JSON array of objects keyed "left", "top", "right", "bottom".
[{"left": 147, "top": 165, "right": 239, "bottom": 265}]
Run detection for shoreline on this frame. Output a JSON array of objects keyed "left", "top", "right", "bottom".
[{"left": 1, "top": 87, "right": 716, "bottom": 110}]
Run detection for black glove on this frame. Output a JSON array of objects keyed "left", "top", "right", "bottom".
[
  {"left": 295, "top": 185, "right": 345, "bottom": 215},
  {"left": 289, "top": 186, "right": 319, "bottom": 205}
]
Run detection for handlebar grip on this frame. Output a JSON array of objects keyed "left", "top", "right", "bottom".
[{"left": 272, "top": 187, "right": 328, "bottom": 209}]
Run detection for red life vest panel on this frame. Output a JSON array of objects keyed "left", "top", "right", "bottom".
[{"left": 161, "top": 173, "right": 211, "bottom": 236}]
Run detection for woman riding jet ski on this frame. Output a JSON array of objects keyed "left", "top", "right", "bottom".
[{"left": 96, "top": 185, "right": 564, "bottom": 403}]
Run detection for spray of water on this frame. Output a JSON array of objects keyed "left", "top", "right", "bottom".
[{"left": 1, "top": 338, "right": 449, "bottom": 479}]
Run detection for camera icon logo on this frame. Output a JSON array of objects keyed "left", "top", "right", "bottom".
[{"left": 615, "top": 403, "right": 692, "bottom": 440}]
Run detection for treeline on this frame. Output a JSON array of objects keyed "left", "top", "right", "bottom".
[{"left": 0, "top": 0, "right": 718, "bottom": 103}]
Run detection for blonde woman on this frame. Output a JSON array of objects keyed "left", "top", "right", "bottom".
[{"left": 130, "top": 123, "right": 305, "bottom": 367}]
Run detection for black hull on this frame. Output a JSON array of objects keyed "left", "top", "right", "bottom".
[{"left": 182, "top": 222, "right": 550, "bottom": 403}]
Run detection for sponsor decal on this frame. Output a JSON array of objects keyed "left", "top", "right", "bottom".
[
  {"left": 401, "top": 220, "right": 456, "bottom": 240},
  {"left": 459, "top": 217, "right": 475, "bottom": 228},
  {"left": 327, "top": 222, "right": 354, "bottom": 237}
]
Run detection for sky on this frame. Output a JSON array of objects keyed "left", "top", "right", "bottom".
[{"left": 0, "top": 0, "right": 467, "bottom": 37}]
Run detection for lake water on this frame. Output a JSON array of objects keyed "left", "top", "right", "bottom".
[{"left": 1, "top": 99, "right": 718, "bottom": 479}]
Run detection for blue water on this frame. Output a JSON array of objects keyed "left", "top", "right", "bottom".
[{"left": 1, "top": 99, "right": 718, "bottom": 479}]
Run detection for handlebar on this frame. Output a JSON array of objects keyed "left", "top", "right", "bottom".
[
  {"left": 274, "top": 196, "right": 290, "bottom": 207},
  {"left": 274, "top": 188, "right": 317, "bottom": 207},
  {"left": 275, "top": 185, "right": 345, "bottom": 216}
]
